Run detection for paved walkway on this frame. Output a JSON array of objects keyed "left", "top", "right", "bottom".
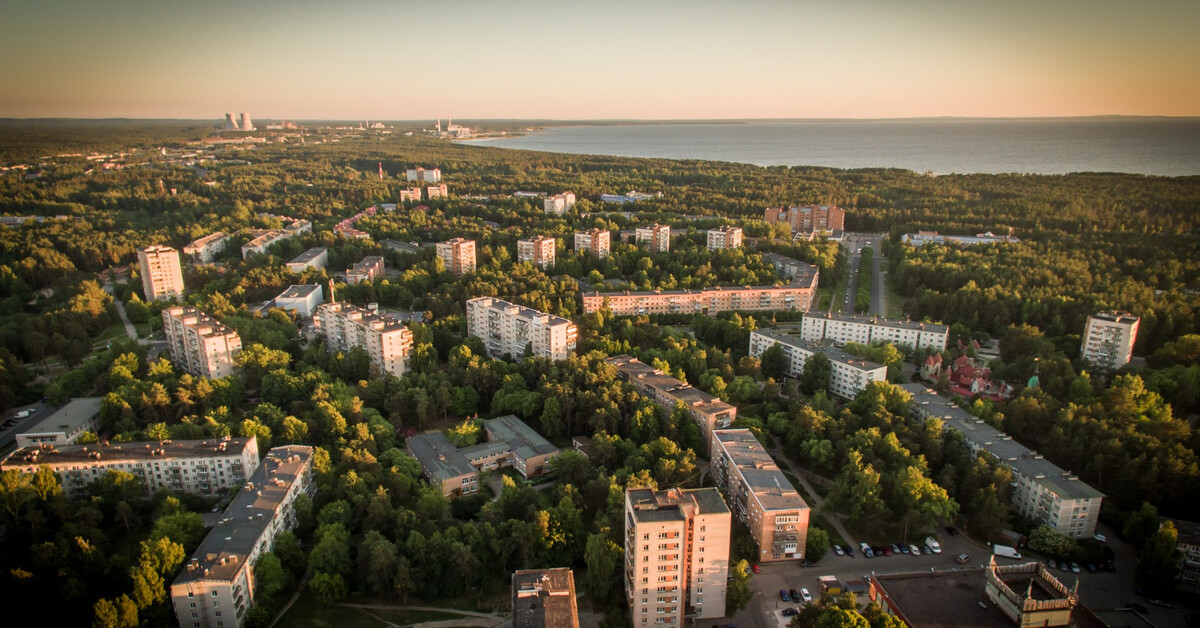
[
  {"left": 768, "top": 439, "right": 859, "bottom": 551},
  {"left": 103, "top": 284, "right": 139, "bottom": 341}
]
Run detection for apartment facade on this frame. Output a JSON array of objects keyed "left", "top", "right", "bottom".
[
  {"left": 800, "top": 312, "right": 949, "bottom": 351},
  {"left": 1167, "top": 518, "right": 1200, "bottom": 593},
  {"left": 170, "top": 446, "right": 314, "bottom": 628},
  {"left": 183, "top": 232, "right": 231, "bottom": 263},
  {"left": 313, "top": 303, "right": 414, "bottom": 377},
  {"left": 710, "top": 430, "right": 810, "bottom": 563},
  {"left": 345, "top": 256, "right": 385, "bottom": 284},
  {"left": 607, "top": 355, "right": 735, "bottom": 450},
  {"left": 706, "top": 226, "right": 743, "bottom": 251},
  {"left": 544, "top": 192, "right": 576, "bottom": 215},
  {"left": 1081, "top": 311, "right": 1139, "bottom": 372},
  {"left": 285, "top": 247, "right": 328, "bottom": 273},
  {"left": 406, "top": 167, "right": 441, "bottom": 182},
  {"left": 748, "top": 329, "right": 887, "bottom": 398},
  {"left": 163, "top": 307, "right": 243, "bottom": 379},
  {"left": 903, "top": 384, "right": 1103, "bottom": 538},
  {"left": 517, "top": 236, "right": 556, "bottom": 269},
  {"left": 436, "top": 238, "right": 477, "bottom": 275},
  {"left": 425, "top": 183, "right": 448, "bottom": 199},
  {"left": 3, "top": 436, "right": 259, "bottom": 499},
  {"left": 466, "top": 297, "right": 577, "bottom": 361},
  {"left": 574, "top": 229, "right": 611, "bottom": 258},
  {"left": 636, "top": 224, "right": 672, "bottom": 253},
  {"left": 138, "top": 245, "right": 185, "bottom": 301},
  {"left": 583, "top": 280, "right": 817, "bottom": 317},
  {"left": 764, "top": 205, "right": 845, "bottom": 232},
  {"left": 624, "top": 487, "right": 731, "bottom": 626}
]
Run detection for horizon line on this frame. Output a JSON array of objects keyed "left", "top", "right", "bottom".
[{"left": 2, "top": 114, "right": 1200, "bottom": 124}]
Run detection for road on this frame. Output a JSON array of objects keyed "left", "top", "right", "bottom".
[
  {"left": 867, "top": 234, "right": 886, "bottom": 316},
  {"left": 0, "top": 402, "right": 51, "bottom": 456}
]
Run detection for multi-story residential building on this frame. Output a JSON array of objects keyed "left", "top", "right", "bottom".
[
  {"left": 345, "top": 256, "right": 385, "bottom": 284},
  {"left": 517, "top": 236, "right": 556, "bottom": 269},
  {"left": 407, "top": 415, "right": 559, "bottom": 497},
  {"left": 583, "top": 279, "right": 818, "bottom": 317},
  {"left": 163, "top": 307, "right": 243, "bottom": 379},
  {"left": 3, "top": 436, "right": 259, "bottom": 499},
  {"left": 285, "top": 247, "right": 328, "bottom": 274},
  {"left": 800, "top": 312, "right": 949, "bottom": 351},
  {"left": 574, "top": 229, "right": 611, "bottom": 258},
  {"left": 902, "top": 384, "right": 1103, "bottom": 538},
  {"left": 543, "top": 192, "right": 576, "bottom": 215},
  {"left": 436, "top": 238, "right": 477, "bottom": 275},
  {"left": 399, "top": 187, "right": 422, "bottom": 202},
  {"left": 182, "top": 232, "right": 231, "bottom": 263},
  {"left": 272, "top": 284, "right": 324, "bottom": 318},
  {"left": 406, "top": 167, "right": 441, "bottom": 182},
  {"left": 170, "top": 446, "right": 314, "bottom": 628},
  {"left": 512, "top": 568, "right": 580, "bottom": 628},
  {"left": 466, "top": 297, "right": 577, "bottom": 361},
  {"left": 312, "top": 303, "right": 414, "bottom": 377},
  {"left": 14, "top": 397, "right": 102, "bottom": 448},
  {"left": 748, "top": 329, "right": 887, "bottom": 398},
  {"left": 710, "top": 430, "right": 809, "bottom": 563},
  {"left": 1081, "top": 311, "right": 1139, "bottom": 372},
  {"left": 138, "top": 245, "right": 185, "bottom": 301},
  {"left": 636, "top": 224, "right": 672, "bottom": 253},
  {"left": 425, "top": 183, "right": 448, "bottom": 199},
  {"left": 624, "top": 487, "right": 731, "bottom": 626},
  {"left": 1166, "top": 518, "right": 1200, "bottom": 593},
  {"left": 706, "top": 226, "right": 743, "bottom": 251},
  {"left": 764, "top": 205, "right": 845, "bottom": 232},
  {"left": 607, "top": 355, "right": 735, "bottom": 450}
]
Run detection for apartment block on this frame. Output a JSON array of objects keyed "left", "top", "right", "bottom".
[
  {"left": 624, "top": 487, "right": 731, "bottom": 626},
  {"left": 544, "top": 192, "right": 576, "bottom": 215},
  {"left": 902, "top": 384, "right": 1103, "bottom": 538},
  {"left": 1081, "top": 311, "right": 1139, "bottom": 371},
  {"left": 574, "top": 229, "right": 611, "bottom": 258},
  {"left": 406, "top": 167, "right": 441, "bottom": 182},
  {"left": 512, "top": 568, "right": 580, "bottom": 628},
  {"left": 706, "top": 226, "right": 743, "bottom": 251},
  {"left": 517, "top": 236, "right": 556, "bottom": 269},
  {"left": 710, "top": 430, "right": 810, "bottom": 563},
  {"left": 636, "top": 224, "right": 672, "bottom": 253},
  {"left": 345, "top": 256, "right": 385, "bottom": 284},
  {"left": 607, "top": 355, "right": 735, "bottom": 450},
  {"left": 800, "top": 312, "right": 949, "bottom": 351},
  {"left": 241, "top": 219, "right": 310, "bottom": 258},
  {"left": 183, "top": 232, "right": 231, "bottom": 263},
  {"left": 399, "top": 187, "right": 422, "bottom": 202},
  {"left": 407, "top": 415, "right": 559, "bottom": 497},
  {"left": 170, "top": 446, "right": 314, "bottom": 628},
  {"left": 138, "top": 245, "right": 185, "bottom": 301},
  {"left": 163, "top": 307, "right": 243, "bottom": 379},
  {"left": 583, "top": 280, "right": 817, "bottom": 317},
  {"left": 312, "top": 303, "right": 414, "bottom": 377},
  {"left": 748, "top": 329, "right": 887, "bottom": 398},
  {"left": 1166, "top": 518, "right": 1200, "bottom": 593},
  {"left": 425, "top": 183, "right": 448, "bottom": 199},
  {"left": 764, "top": 205, "right": 845, "bottom": 232},
  {"left": 14, "top": 397, "right": 102, "bottom": 448},
  {"left": 2, "top": 436, "right": 259, "bottom": 499},
  {"left": 436, "top": 238, "right": 477, "bottom": 275},
  {"left": 272, "top": 284, "right": 324, "bottom": 318},
  {"left": 466, "top": 297, "right": 577, "bottom": 361},
  {"left": 285, "top": 247, "right": 328, "bottom": 274}
]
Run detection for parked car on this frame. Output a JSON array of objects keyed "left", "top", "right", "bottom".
[
  {"left": 801, "top": 561, "right": 816, "bottom": 568},
  {"left": 844, "top": 545, "right": 855, "bottom": 557},
  {"left": 956, "top": 553, "right": 971, "bottom": 564},
  {"left": 801, "top": 588, "right": 813, "bottom": 603},
  {"left": 789, "top": 589, "right": 801, "bottom": 603},
  {"left": 908, "top": 544, "right": 921, "bottom": 555},
  {"left": 890, "top": 544, "right": 902, "bottom": 555},
  {"left": 751, "top": 564, "right": 760, "bottom": 574},
  {"left": 925, "top": 537, "right": 942, "bottom": 554},
  {"left": 1070, "top": 562, "right": 1081, "bottom": 574},
  {"left": 1059, "top": 562, "right": 1071, "bottom": 573},
  {"left": 899, "top": 544, "right": 910, "bottom": 555},
  {"left": 946, "top": 525, "right": 959, "bottom": 536},
  {"left": 782, "top": 608, "right": 799, "bottom": 617},
  {"left": 1092, "top": 533, "right": 1107, "bottom": 543},
  {"left": 1086, "top": 563, "right": 1097, "bottom": 573},
  {"left": 833, "top": 544, "right": 844, "bottom": 556},
  {"left": 1048, "top": 559, "right": 1058, "bottom": 570},
  {"left": 780, "top": 590, "right": 790, "bottom": 602},
  {"left": 882, "top": 546, "right": 893, "bottom": 557}
]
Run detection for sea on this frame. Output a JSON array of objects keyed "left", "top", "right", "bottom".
[{"left": 459, "top": 118, "right": 1200, "bottom": 177}]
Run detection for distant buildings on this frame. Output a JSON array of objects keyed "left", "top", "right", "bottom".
[
  {"left": 921, "top": 354, "right": 1014, "bottom": 400},
  {"left": 426, "top": 183, "right": 449, "bottom": 199},
  {"left": 764, "top": 205, "right": 845, "bottom": 232},
  {"left": 517, "top": 236, "right": 556, "bottom": 269},
  {"left": 407, "top": 167, "right": 442, "bottom": 183},
  {"left": 286, "top": 247, "right": 328, "bottom": 273},
  {"left": 163, "top": 307, "right": 243, "bottom": 379},
  {"left": 624, "top": 487, "right": 731, "bottom": 626},
  {"left": 710, "top": 429, "right": 810, "bottom": 563},
  {"left": 544, "top": 192, "right": 576, "bottom": 215},
  {"left": 384, "top": 240, "right": 422, "bottom": 255},
  {"left": 748, "top": 329, "right": 887, "bottom": 399},
  {"left": 583, "top": 279, "right": 818, "bottom": 317},
  {"left": 272, "top": 284, "right": 324, "bottom": 318},
  {"left": 138, "top": 245, "right": 185, "bottom": 301},
  {"left": 241, "top": 219, "right": 311, "bottom": 258},
  {"left": 512, "top": 568, "right": 580, "bottom": 628},
  {"left": 2, "top": 436, "right": 259, "bottom": 499},
  {"left": 182, "top": 232, "right": 230, "bottom": 263},
  {"left": 313, "top": 303, "right": 414, "bottom": 377},
  {"left": 436, "top": 238, "right": 477, "bottom": 275},
  {"left": 800, "top": 312, "right": 949, "bottom": 351},
  {"left": 13, "top": 397, "right": 102, "bottom": 449},
  {"left": 1080, "top": 311, "right": 1139, "bottom": 372},
  {"left": 574, "top": 229, "right": 611, "bottom": 258},
  {"left": 407, "top": 415, "right": 559, "bottom": 497},
  {"left": 170, "top": 446, "right": 314, "bottom": 628},
  {"left": 345, "top": 256, "right": 385, "bottom": 284},
  {"left": 607, "top": 355, "right": 735, "bottom": 449},
  {"left": 706, "top": 226, "right": 743, "bottom": 250},
  {"left": 600, "top": 190, "right": 658, "bottom": 204},
  {"left": 399, "top": 187, "right": 422, "bottom": 202},
  {"left": 902, "top": 230, "right": 1020, "bottom": 247},
  {"left": 334, "top": 205, "right": 379, "bottom": 240},
  {"left": 222, "top": 112, "right": 255, "bottom": 132},
  {"left": 759, "top": 252, "right": 815, "bottom": 282},
  {"left": 636, "top": 224, "right": 672, "bottom": 253},
  {"left": 466, "top": 297, "right": 577, "bottom": 361}
]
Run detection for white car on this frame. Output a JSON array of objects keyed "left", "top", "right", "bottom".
[
  {"left": 800, "top": 588, "right": 813, "bottom": 604},
  {"left": 908, "top": 544, "right": 921, "bottom": 555},
  {"left": 833, "top": 545, "right": 844, "bottom": 556}
]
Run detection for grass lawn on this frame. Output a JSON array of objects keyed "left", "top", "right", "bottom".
[
  {"left": 95, "top": 322, "right": 131, "bottom": 343},
  {"left": 274, "top": 595, "right": 460, "bottom": 628},
  {"left": 884, "top": 283, "right": 905, "bottom": 319}
]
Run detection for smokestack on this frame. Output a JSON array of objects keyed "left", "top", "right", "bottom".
[
  {"left": 378, "top": 162, "right": 384, "bottom": 181},
  {"left": 239, "top": 113, "right": 254, "bottom": 131},
  {"left": 224, "top": 113, "right": 239, "bottom": 131}
]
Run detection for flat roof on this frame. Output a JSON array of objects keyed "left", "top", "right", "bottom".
[
  {"left": 349, "top": 256, "right": 384, "bottom": 273},
  {"left": 751, "top": 329, "right": 886, "bottom": 372},
  {"left": 288, "top": 247, "right": 327, "bottom": 264},
  {"left": 712, "top": 430, "right": 809, "bottom": 512},
  {"left": 469, "top": 297, "right": 574, "bottom": 329},
  {"left": 1088, "top": 311, "right": 1139, "bottom": 325},
  {"left": 19, "top": 397, "right": 101, "bottom": 436},
  {"left": 316, "top": 303, "right": 409, "bottom": 333},
  {"left": 165, "top": 306, "right": 239, "bottom": 338},
  {"left": 805, "top": 311, "right": 949, "bottom": 334},
  {"left": 3, "top": 436, "right": 253, "bottom": 467},
  {"left": 627, "top": 487, "right": 730, "bottom": 524},
  {"left": 873, "top": 569, "right": 1011, "bottom": 628},
  {"left": 406, "top": 432, "right": 476, "bottom": 482},
  {"left": 276, "top": 284, "right": 321, "bottom": 300},
  {"left": 607, "top": 356, "right": 735, "bottom": 417},
  {"left": 512, "top": 568, "right": 580, "bottom": 628},
  {"left": 484, "top": 415, "right": 558, "bottom": 461},
  {"left": 384, "top": 239, "right": 421, "bottom": 254}
]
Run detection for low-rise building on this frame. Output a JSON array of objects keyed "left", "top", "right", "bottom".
[
  {"left": 272, "top": 284, "right": 324, "bottom": 318},
  {"left": 406, "top": 431, "right": 480, "bottom": 497},
  {"left": 407, "top": 415, "right": 559, "bottom": 497},
  {"left": 607, "top": 355, "right": 735, "bottom": 450},
  {"left": 574, "top": 229, "right": 611, "bottom": 258},
  {"left": 1081, "top": 311, "right": 1139, "bottom": 372},
  {"left": 14, "top": 397, "right": 102, "bottom": 448},
  {"left": 285, "top": 247, "right": 328, "bottom": 273},
  {"left": 183, "top": 232, "right": 231, "bottom": 263},
  {"left": 384, "top": 239, "right": 422, "bottom": 255},
  {"left": 759, "top": 253, "right": 819, "bottom": 283},
  {"left": 512, "top": 568, "right": 580, "bottom": 628},
  {"left": 138, "top": 245, "right": 185, "bottom": 301},
  {"left": 748, "top": 329, "right": 887, "bottom": 398},
  {"left": 583, "top": 279, "right": 818, "bottom": 317},
  {"left": 169, "top": 446, "right": 314, "bottom": 628},
  {"left": 163, "top": 307, "right": 243, "bottom": 379},
  {"left": 313, "top": 303, "right": 414, "bottom": 377},
  {"left": 482, "top": 415, "right": 560, "bottom": 478},
  {"left": 636, "top": 223, "right": 671, "bottom": 253},
  {"left": 543, "top": 192, "right": 576, "bottom": 215},
  {"left": 707, "top": 226, "right": 743, "bottom": 250},
  {"left": 241, "top": 218, "right": 310, "bottom": 258},
  {"left": 345, "top": 256, "right": 385, "bottom": 284},
  {"left": 2, "top": 436, "right": 259, "bottom": 499},
  {"left": 517, "top": 236, "right": 556, "bottom": 269},
  {"left": 800, "top": 311, "right": 949, "bottom": 351},
  {"left": 436, "top": 238, "right": 476, "bottom": 275},
  {"left": 466, "top": 297, "right": 577, "bottom": 361},
  {"left": 902, "top": 230, "right": 1020, "bottom": 247},
  {"left": 710, "top": 430, "right": 810, "bottom": 563},
  {"left": 399, "top": 187, "right": 422, "bottom": 202}
]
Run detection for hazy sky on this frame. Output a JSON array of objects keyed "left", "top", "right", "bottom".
[{"left": 2, "top": 0, "right": 1198, "bottom": 120}]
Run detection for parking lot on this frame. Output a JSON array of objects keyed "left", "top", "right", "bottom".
[{"left": 0, "top": 402, "right": 50, "bottom": 455}]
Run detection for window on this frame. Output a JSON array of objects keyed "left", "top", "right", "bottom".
[
  {"left": 212, "top": 591, "right": 219, "bottom": 597},
  {"left": 215, "top": 611, "right": 221, "bottom": 617},
  {"left": 188, "top": 592, "right": 195, "bottom": 598}
]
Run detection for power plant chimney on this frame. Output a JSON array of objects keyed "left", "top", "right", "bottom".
[
  {"left": 239, "top": 113, "right": 254, "bottom": 131},
  {"left": 224, "top": 113, "right": 239, "bottom": 131}
]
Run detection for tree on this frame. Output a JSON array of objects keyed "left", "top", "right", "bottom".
[
  {"left": 445, "top": 417, "right": 481, "bottom": 448},
  {"left": 32, "top": 465, "right": 62, "bottom": 501},
  {"left": 1122, "top": 502, "right": 1160, "bottom": 548},
  {"left": 727, "top": 559, "right": 754, "bottom": 615},
  {"left": 584, "top": 531, "right": 622, "bottom": 601},
  {"left": 806, "top": 527, "right": 831, "bottom": 562},
  {"left": 1028, "top": 525, "right": 1076, "bottom": 559},
  {"left": 1136, "top": 521, "right": 1181, "bottom": 591},
  {"left": 800, "top": 352, "right": 833, "bottom": 395},
  {"left": 150, "top": 511, "right": 205, "bottom": 549},
  {"left": 359, "top": 530, "right": 399, "bottom": 597},
  {"left": 309, "top": 523, "right": 352, "bottom": 577},
  {"left": 254, "top": 553, "right": 290, "bottom": 600},
  {"left": 887, "top": 466, "right": 957, "bottom": 543},
  {"left": 309, "top": 572, "right": 348, "bottom": 604},
  {"left": 760, "top": 343, "right": 787, "bottom": 380},
  {"left": 93, "top": 595, "right": 138, "bottom": 628}
]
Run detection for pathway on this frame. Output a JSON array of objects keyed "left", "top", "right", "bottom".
[
  {"left": 767, "top": 439, "right": 859, "bottom": 551},
  {"left": 102, "top": 283, "right": 139, "bottom": 342},
  {"left": 266, "top": 567, "right": 312, "bottom": 628}
]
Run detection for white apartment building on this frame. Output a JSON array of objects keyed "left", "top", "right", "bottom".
[
  {"left": 272, "top": 284, "right": 324, "bottom": 318},
  {"left": 706, "top": 226, "right": 743, "bottom": 251},
  {"left": 1081, "top": 311, "right": 1139, "bottom": 371},
  {"left": 345, "top": 256, "right": 385, "bottom": 284},
  {"left": 466, "top": 297, "right": 577, "bottom": 361},
  {"left": 163, "top": 307, "right": 243, "bottom": 379},
  {"left": 748, "top": 329, "right": 887, "bottom": 398},
  {"left": 406, "top": 167, "right": 441, "bottom": 182},
  {"left": 625, "top": 487, "right": 731, "bottom": 627},
  {"left": 14, "top": 397, "right": 102, "bottom": 448},
  {"left": 636, "top": 224, "right": 671, "bottom": 253},
  {"left": 574, "top": 229, "right": 611, "bottom": 258},
  {"left": 183, "top": 232, "right": 231, "bottom": 263},
  {"left": 517, "top": 236, "right": 556, "bottom": 269},
  {"left": 903, "top": 384, "right": 1104, "bottom": 538},
  {"left": 138, "top": 245, "right": 185, "bottom": 301},
  {"left": 800, "top": 312, "right": 949, "bottom": 351},
  {"left": 170, "top": 446, "right": 314, "bottom": 628},
  {"left": 286, "top": 247, "right": 328, "bottom": 273},
  {"left": 240, "top": 219, "right": 311, "bottom": 258},
  {"left": 544, "top": 192, "right": 576, "bottom": 215},
  {"left": 2, "top": 436, "right": 260, "bottom": 499},
  {"left": 313, "top": 303, "right": 414, "bottom": 377},
  {"left": 436, "top": 238, "right": 477, "bottom": 275},
  {"left": 425, "top": 183, "right": 448, "bottom": 199}
]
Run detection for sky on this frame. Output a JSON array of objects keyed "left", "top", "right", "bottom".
[{"left": 1, "top": 0, "right": 1198, "bottom": 120}]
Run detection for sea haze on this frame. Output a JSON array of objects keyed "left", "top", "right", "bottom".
[{"left": 461, "top": 118, "right": 1200, "bottom": 177}]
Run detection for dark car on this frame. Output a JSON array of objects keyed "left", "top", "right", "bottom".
[
  {"left": 890, "top": 543, "right": 902, "bottom": 555},
  {"left": 1085, "top": 563, "right": 1097, "bottom": 573},
  {"left": 899, "top": 544, "right": 910, "bottom": 555},
  {"left": 946, "top": 526, "right": 959, "bottom": 536},
  {"left": 882, "top": 546, "right": 894, "bottom": 557},
  {"left": 780, "top": 590, "right": 790, "bottom": 602},
  {"left": 845, "top": 545, "right": 855, "bottom": 557},
  {"left": 782, "top": 608, "right": 799, "bottom": 617},
  {"left": 790, "top": 589, "right": 801, "bottom": 603}
]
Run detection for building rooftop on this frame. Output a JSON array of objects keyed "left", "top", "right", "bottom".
[
  {"left": 511, "top": 568, "right": 580, "bottom": 628},
  {"left": 1165, "top": 517, "right": 1200, "bottom": 547},
  {"left": 288, "top": 247, "right": 327, "bottom": 265},
  {"left": 2, "top": 436, "right": 253, "bottom": 467},
  {"left": 348, "top": 256, "right": 384, "bottom": 273},
  {"left": 406, "top": 432, "right": 476, "bottom": 482},
  {"left": 712, "top": 430, "right": 808, "bottom": 512},
  {"left": 484, "top": 415, "right": 559, "bottom": 461},
  {"left": 166, "top": 306, "right": 239, "bottom": 337},
  {"left": 173, "top": 445, "right": 312, "bottom": 585},
  {"left": 627, "top": 487, "right": 730, "bottom": 523},
  {"left": 752, "top": 329, "right": 885, "bottom": 372},
  {"left": 469, "top": 297, "right": 574, "bottom": 329},
  {"left": 276, "top": 284, "right": 321, "bottom": 300},
  {"left": 384, "top": 239, "right": 422, "bottom": 254},
  {"left": 607, "top": 355, "right": 736, "bottom": 417},
  {"left": 184, "top": 232, "right": 228, "bottom": 248},
  {"left": 1088, "top": 311, "right": 1140, "bottom": 325},
  {"left": 805, "top": 311, "right": 949, "bottom": 334},
  {"left": 316, "top": 303, "right": 409, "bottom": 333},
  {"left": 872, "top": 568, "right": 1012, "bottom": 628},
  {"left": 18, "top": 397, "right": 102, "bottom": 436}
]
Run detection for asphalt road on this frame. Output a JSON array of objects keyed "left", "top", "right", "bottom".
[{"left": 0, "top": 402, "right": 51, "bottom": 456}]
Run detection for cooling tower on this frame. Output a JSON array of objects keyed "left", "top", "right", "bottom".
[
  {"left": 239, "top": 113, "right": 254, "bottom": 132},
  {"left": 224, "top": 113, "right": 239, "bottom": 130}
]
